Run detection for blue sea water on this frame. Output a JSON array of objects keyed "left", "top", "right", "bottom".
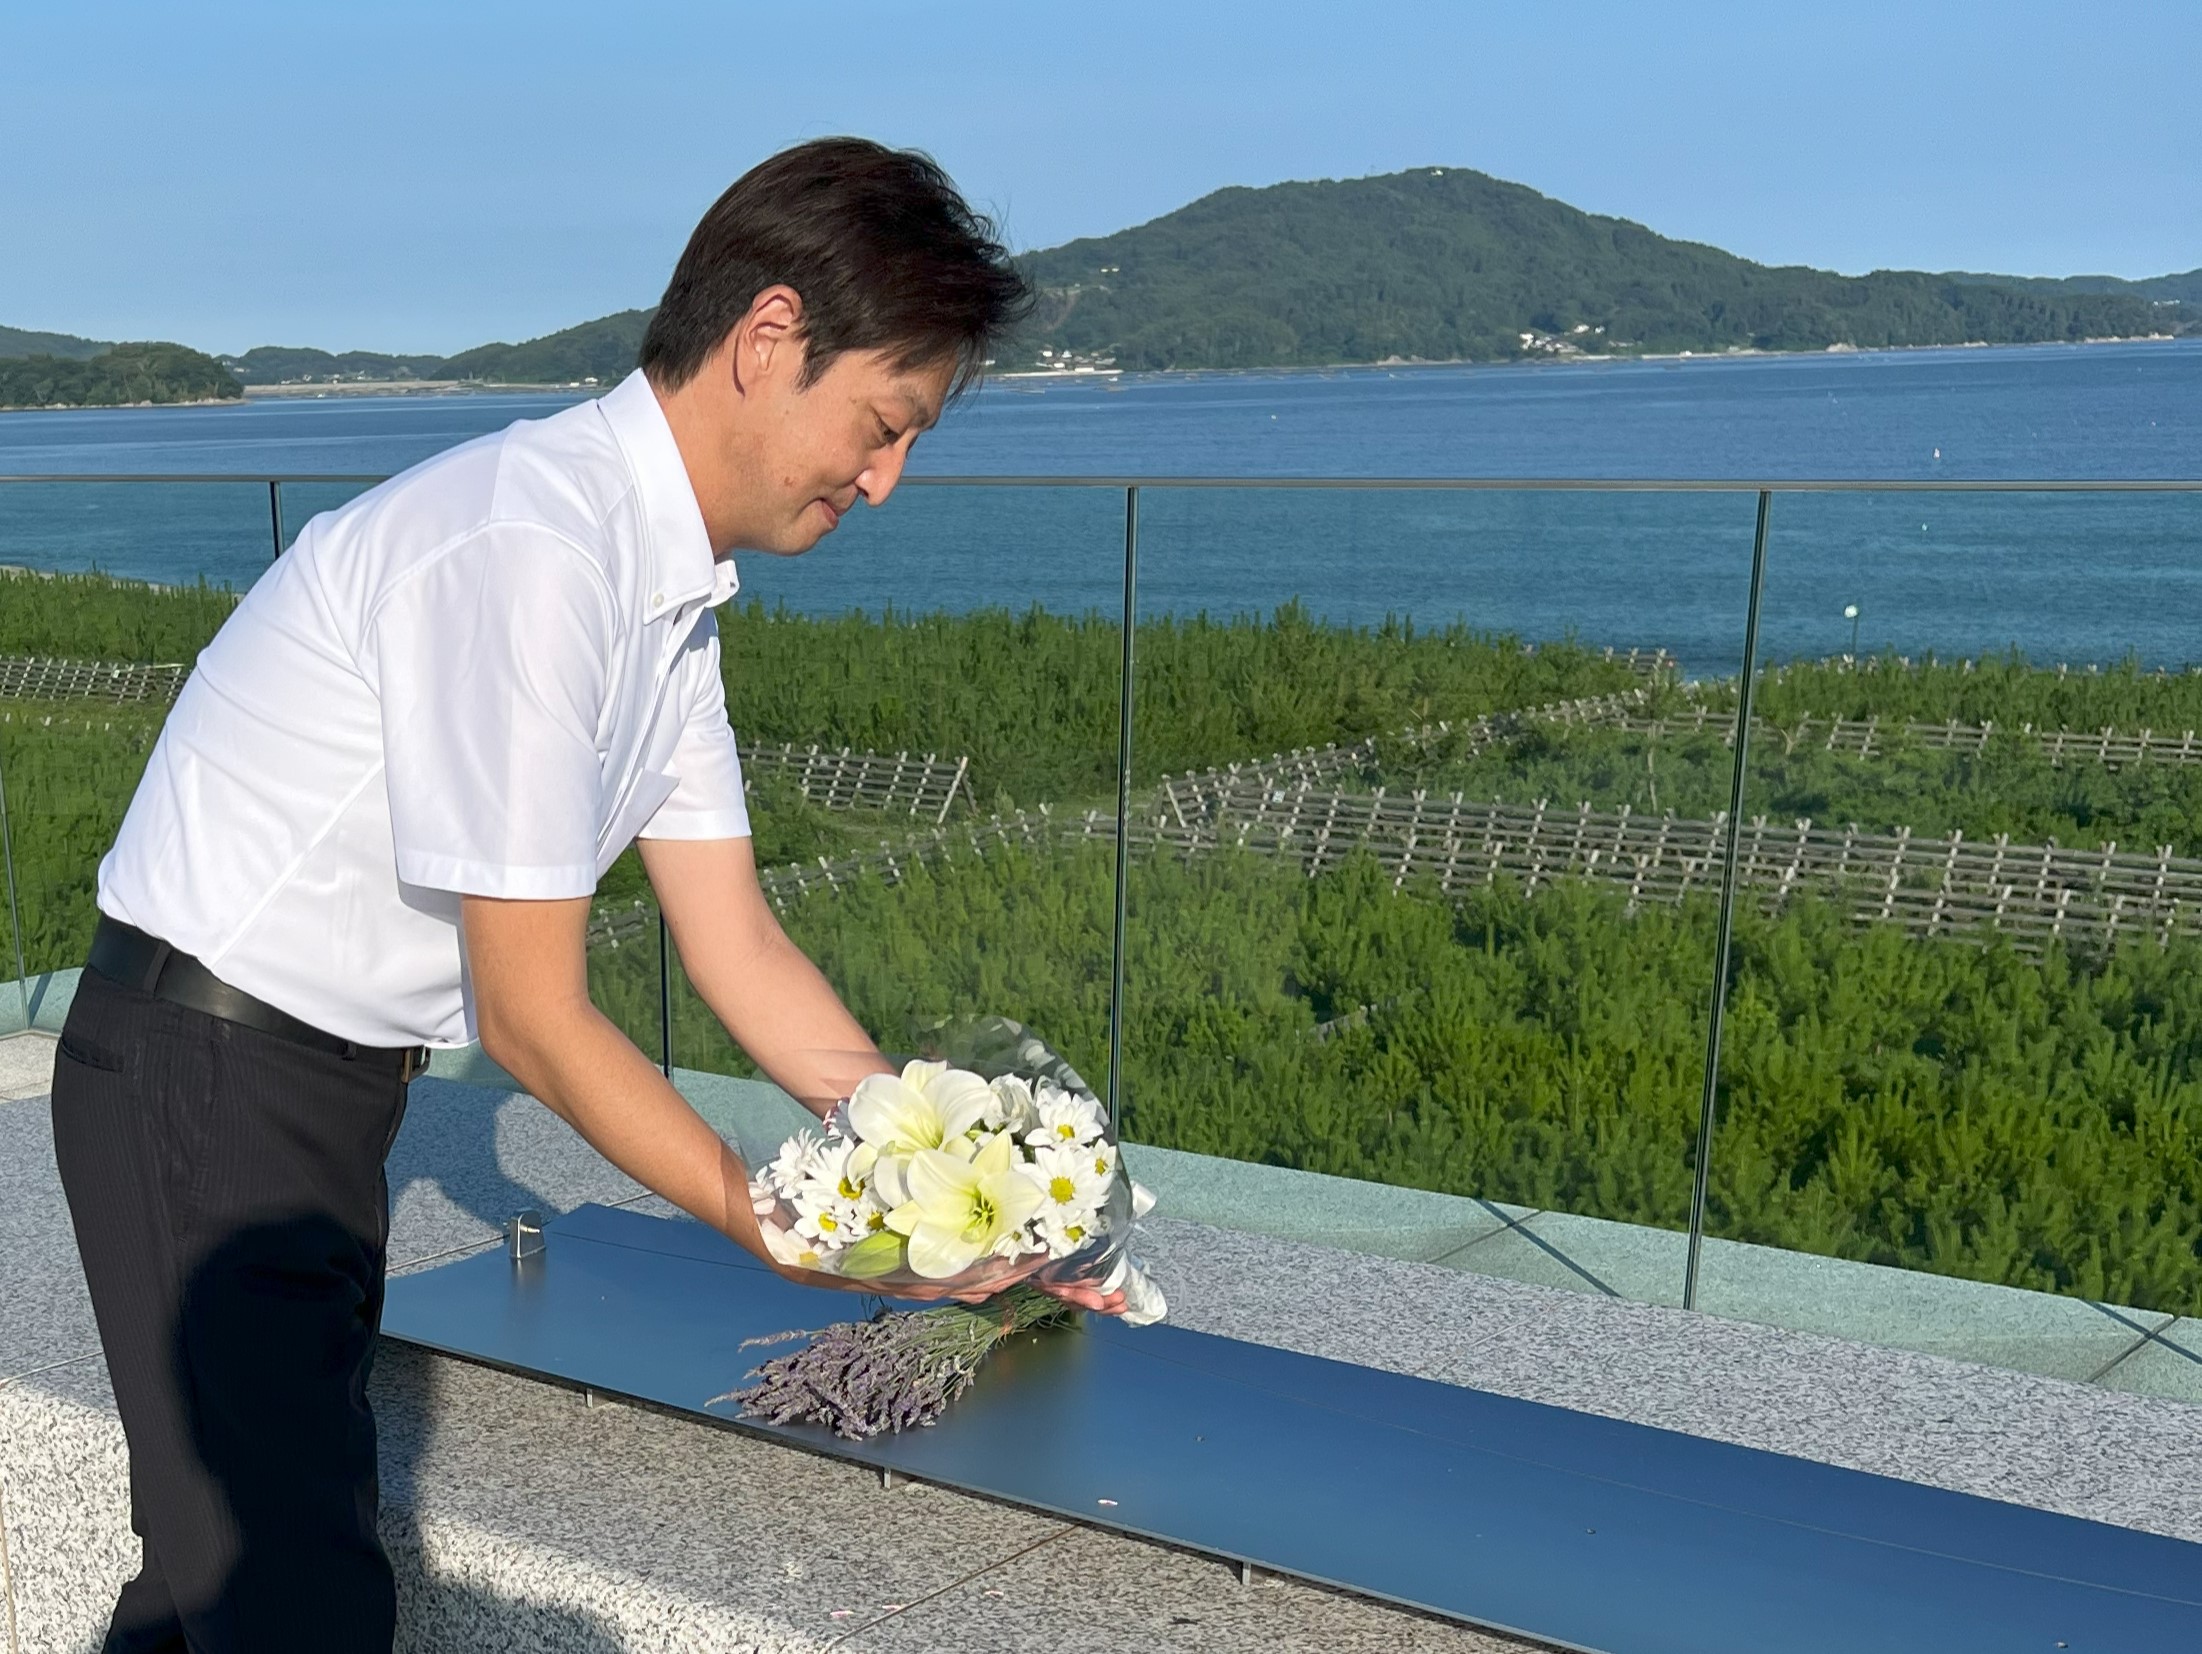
[{"left": 2, "top": 340, "right": 2197, "bottom": 676}]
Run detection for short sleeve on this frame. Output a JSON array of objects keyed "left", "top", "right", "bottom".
[
  {"left": 365, "top": 529, "right": 613, "bottom": 898},
  {"left": 639, "top": 611, "right": 752, "bottom": 842}
]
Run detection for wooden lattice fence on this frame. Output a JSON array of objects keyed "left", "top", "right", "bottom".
[
  {"left": 1602, "top": 704, "right": 2202, "bottom": 772},
  {"left": 1144, "top": 782, "right": 2202, "bottom": 951},
  {"left": 0, "top": 656, "right": 187, "bottom": 705},
  {"left": 741, "top": 743, "right": 972, "bottom": 823}
]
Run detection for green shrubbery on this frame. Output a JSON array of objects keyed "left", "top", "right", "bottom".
[
  {"left": 13, "top": 594, "right": 2202, "bottom": 1316},
  {"left": 594, "top": 842, "right": 2202, "bottom": 1316},
  {"left": 0, "top": 570, "right": 241, "bottom": 663},
  {"left": 716, "top": 598, "right": 1634, "bottom": 807},
  {"left": 1748, "top": 652, "right": 2202, "bottom": 733}
]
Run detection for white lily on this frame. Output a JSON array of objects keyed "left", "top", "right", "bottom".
[
  {"left": 869, "top": 1149, "right": 911, "bottom": 1208},
  {"left": 984, "top": 1073, "right": 1042, "bottom": 1136},
  {"left": 847, "top": 1061, "right": 995, "bottom": 1157},
  {"left": 884, "top": 1134, "right": 1047, "bottom": 1279}
]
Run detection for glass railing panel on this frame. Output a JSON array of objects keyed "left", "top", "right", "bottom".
[
  {"left": 1123, "top": 483, "right": 1761, "bottom": 1307},
  {"left": 661, "top": 484, "right": 1129, "bottom": 1145},
  {"left": 1698, "top": 486, "right": 2202, "bottom": 1397},
  {"left": 0, "top": 482, "right": 277, "bottom": 1025},
  {"left": 272, "top": 480, "right": 380, "bottom": 554},
  {"left": 0, "top": 478, "right": 287, "bottom": 590}
]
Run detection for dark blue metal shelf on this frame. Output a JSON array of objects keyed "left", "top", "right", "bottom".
[{"left": 382, "top": 1203, "right": 2202, "bottom": 1653}]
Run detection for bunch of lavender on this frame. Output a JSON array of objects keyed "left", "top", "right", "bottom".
[{"left": 718, "top": 1283, "right": 1076, "bottom": 1440}]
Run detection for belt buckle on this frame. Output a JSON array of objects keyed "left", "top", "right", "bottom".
[{"left": 401, "top": 1046, "right": 431, "bottom": 1083}]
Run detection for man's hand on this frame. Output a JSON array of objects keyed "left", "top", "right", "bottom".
[
  {"left": 466, "top": 850, "right": 1126, "bottom": 1315},
  {"left": 464, "top": 892, "right": 788, "bottom": 1261},
  {"left": 772, "top": 1252, "right": 1127, "bottom": 1313}
]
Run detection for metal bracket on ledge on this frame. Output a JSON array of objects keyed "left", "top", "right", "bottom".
[
  {"left": 506, "top": 1209, "right": 544, "bottom": 1263},
  {"left": 879, "top": 1468, "right": 912, "bottom": 1491}
]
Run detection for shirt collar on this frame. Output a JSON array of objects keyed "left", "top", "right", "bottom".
[{"left": 596, "top": 369, "right": 739, "bottom": 617}]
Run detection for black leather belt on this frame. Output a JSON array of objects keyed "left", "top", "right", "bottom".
[{"left": 89, "top": 917, "right": 432, "bottom": 1081}]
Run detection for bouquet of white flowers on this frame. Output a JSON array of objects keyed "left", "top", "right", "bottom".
[{"left": 721, "top": 1023, "right": 1166, "bottom": 1439}]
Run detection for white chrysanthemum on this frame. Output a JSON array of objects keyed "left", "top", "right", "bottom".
[
  {"left": 789, "top": 1139, "right": 873, "bottom": 1249},
  {"left": 1027, "top": 1140, "right": 1111, "bottom": 1217},
  {"left": 759, "top": 1222, "right": 829, "bottom": 1272},
  {"left": 763, "top": 1131, "right": 824, "bottom": 1197},
  {"left": 1024, "top": 1083, "right": 1105, "bottom": 1150},
  {"left": 1036, "top": 1208, "right": 1096, "bottom": 1258},
  {"left": 791, "top": 1192, "right": 856, "bottom": 1248}
]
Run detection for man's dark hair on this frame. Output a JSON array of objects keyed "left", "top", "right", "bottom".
[{"left": 640, "top": 137, "right": 1031, "bottom": 400}]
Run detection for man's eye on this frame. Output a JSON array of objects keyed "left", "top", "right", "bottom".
[{"left": 877, "top": 420, "right": 901, "bottom": 445}]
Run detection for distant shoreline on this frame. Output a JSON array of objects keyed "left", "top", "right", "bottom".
[
  {"left": 238, "top": 378, "right": 600, "bottom": 399},
  {"left": 3, "top": 332, "right": 2185, "bottom": 414},
  {"left": 0, "top": 394, "right": 243, "bottom": 414},
  {"left": 1098, "top": 330, "right": 2186, "bottom": 384}
]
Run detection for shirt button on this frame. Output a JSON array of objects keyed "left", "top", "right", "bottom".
[{"left": 651, "top": 592, "right": 665, "bottom": 607}]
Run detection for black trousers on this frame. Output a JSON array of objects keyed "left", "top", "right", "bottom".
[{"left": 51, "top": 966, "right": 411, "bottom": 1654}]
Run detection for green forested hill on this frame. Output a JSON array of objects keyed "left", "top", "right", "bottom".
[
  {"left": 0, "top": 324, "right": 110, "bottom": 361},
  {"left": 10, "top": 166, "right": 2191, "bottom": 384},
  {"left": 0, "top": 342, "right": 241, "bottom": 409},
  {"left": 222, "top": 344, "right": 447, "bottom": 384},
  {"left": 434, "top": 308, "right": 654, "bottom": 385},
  {"left": 1012, "top": 167, "right": 2182, "bottom": 369},
  {"left": 1945, "top": 267, "right": 2202, "bottom": 304}
]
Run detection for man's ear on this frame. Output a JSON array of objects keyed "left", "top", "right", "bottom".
[{"left": 728, "top": 285, "right": 806, "bottom": 400}]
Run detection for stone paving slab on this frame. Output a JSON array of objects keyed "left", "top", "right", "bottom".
[
  {"left": 0, "top": 1030, "right": 56, "bottom": 1101},
  {"left": 829, "top": 1525, "right": 1546, "bottom": 1654},
  {"left": 0, "top": 1093, "right": 96, "bottom": 1382},
  {"left": 1, "top": 1347, "right": 1074, "bottom": 1654}
]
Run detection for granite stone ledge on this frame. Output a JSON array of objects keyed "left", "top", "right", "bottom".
[{"left": 0, "top": 968, "right": 76, "bottom": 1039}]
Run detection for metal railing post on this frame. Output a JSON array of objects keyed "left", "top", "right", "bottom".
[
  {"left": 1683, "top": 489, "right": 1773, "bottom": 1311},
  {"left": 1107, "top": 486, "right": 1140, "bottom": 1138},
  {"left": 268, "top": 480, "right": 285, "bottom": 560},
  {"left": 0, "top": 751, "right": 29, "bottom": 1030},
  {"left": 658, "top": 913, "right": 674, "bottom": 1081}
]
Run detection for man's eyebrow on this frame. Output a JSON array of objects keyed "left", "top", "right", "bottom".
[{"left": 890, "top": 388, "right": 942, "bottom": 431}]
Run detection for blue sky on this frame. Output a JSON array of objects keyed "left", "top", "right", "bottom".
[{"left": 4, "top": 0, "right": 2196, "bottom": 355}]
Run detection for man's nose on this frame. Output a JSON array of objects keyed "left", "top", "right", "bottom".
[{"left": 857, "top": 444, "right": 908, "bottom": 506}]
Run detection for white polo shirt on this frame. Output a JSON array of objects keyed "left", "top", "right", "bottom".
[{"left": 97, "top": 370, "right": 752, "bottom": 1049}]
